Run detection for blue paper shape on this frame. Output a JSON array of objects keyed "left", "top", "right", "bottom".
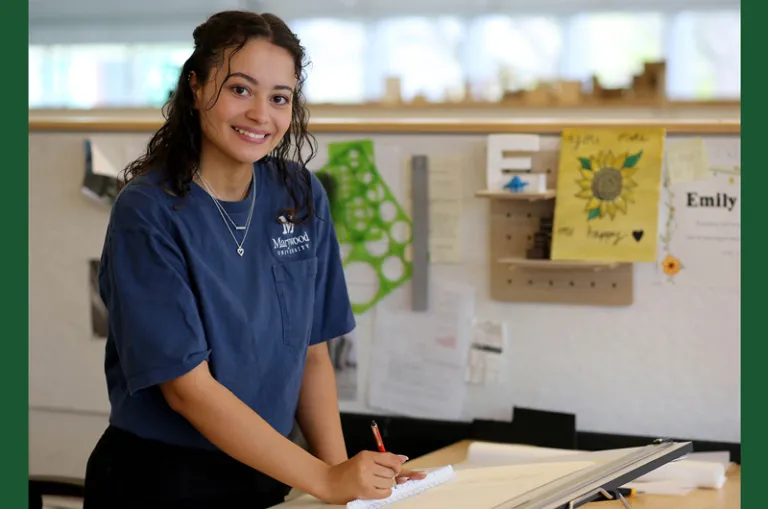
[{"left": 503, "top": 175, "right": 529, "bottom": 193}]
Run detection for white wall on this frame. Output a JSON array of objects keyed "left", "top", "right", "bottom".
[{"left": 28, "top": 130, "right": 739, "bottom": 480}]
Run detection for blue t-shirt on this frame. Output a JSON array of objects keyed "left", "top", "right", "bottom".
[{"left": 97, "top": 157, "right": 356, "bottom": 450}]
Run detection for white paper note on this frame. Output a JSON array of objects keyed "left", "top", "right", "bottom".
[
  {"left": 466, "top": 320, "right": 507, "bottom": 385},
  {"left": 347, "top": 465, "right": 457, "bottom": 509},
  {"left": 665, "top": 138, "right": 711, "bottom": 185},
  {"left": 429, "top": 201, "right": 463, "bottom": 264},
  {"left": 368, "top": 283, "right": 474, "bottom": 420},
  {"left": 429, "top": 162, "right": 463, "bottom": 198},
  {"left": 428, "top": 160, "right": 463, "bottom": 264}
]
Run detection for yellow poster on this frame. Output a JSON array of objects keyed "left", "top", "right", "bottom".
[{"left": 551, "top": 128, "right": 665, "bottom": 262}]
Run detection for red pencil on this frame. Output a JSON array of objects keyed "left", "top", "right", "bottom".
[
  {"left": 371, "top": 420, "right": 386, "bottom": 453},
  {"left": 371, "top": 420, "right": 398, "bottom": 488}
]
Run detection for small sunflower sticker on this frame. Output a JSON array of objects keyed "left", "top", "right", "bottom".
[
  {"left": 574, "top": 150, "right": 642, "bottom": 221},
  {"left": 661, "top": 254, "right": 683, "bottom": 278}
]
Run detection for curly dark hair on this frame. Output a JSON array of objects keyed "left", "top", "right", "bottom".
[{"left": 120, "top": 10, "right": 318, "bottom": 224}]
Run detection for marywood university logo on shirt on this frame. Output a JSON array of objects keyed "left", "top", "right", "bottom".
[{"left": 272, "top": 215, "right": 311, "bottom": 256}]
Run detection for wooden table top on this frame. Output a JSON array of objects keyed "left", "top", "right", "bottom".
[{"left": 403, "top": 440, "right": 741, "bottom": 509}]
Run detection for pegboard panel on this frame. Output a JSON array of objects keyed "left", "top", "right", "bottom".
[{"left": 487, "top": 195, "right": 634, "bottom": 307}]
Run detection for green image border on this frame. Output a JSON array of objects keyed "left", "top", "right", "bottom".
[
  {"left": 742, "top": 0, "right": 758, "bottom": 506},
  {"left": 3, "top": 1, "right": 30, "bottom": 507}
]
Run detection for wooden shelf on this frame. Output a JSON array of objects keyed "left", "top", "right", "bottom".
[
  {"left": 475, "top": 190, "right": 556, "bottom": 201},
  {"left": 498, "top": 257, "right": 624, "bottom": 272},
  {"left": 27, "top": 115, "right": 741, "bottom": 135}
]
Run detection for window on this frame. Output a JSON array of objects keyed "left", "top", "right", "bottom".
[
  {"left": 28, "top": 44, "right": 191, "bottom": 108},
  {"left": 462, "top": 16, "right": 563, "bottom": 101},
  {"left": 29, "top": 46, "right": 45, "bottom": 105},
  {"left": 369, "top": 16, "right": 465, "bottom": 103},
  {"left": 27, "top": 9, "right": 740, "bottom": 109},
  {"left": 129, "top": 45, "right": 193, "bottom": 106},
  {"left": 561, "top": 12, "right": 666, "bottom": 88},
  {"left": 666, "top": 10, "right": 740, "bottom": 99},
  {"left": 291, "top": 19, "right": 367, "bottom": 104}
]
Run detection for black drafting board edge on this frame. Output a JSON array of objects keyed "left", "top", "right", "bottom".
[
  {"left": 550, "top": 441, "right": 693, "bottom": 509},
  {"left": 490, "top": 440, "right": 692, "bottom": 509},
  {"left": 562, "top": 441, "right": 693, "bottom": 509}
]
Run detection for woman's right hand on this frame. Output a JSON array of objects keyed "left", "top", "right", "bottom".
[{"left": 317, "top": 450, "right": 407, "bottom": 504}]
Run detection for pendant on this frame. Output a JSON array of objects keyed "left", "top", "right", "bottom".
[
  {"left": 236, "top": 226, "right": 246, "bottom": 230},
  {"left": 237, "top": 247, "right": 244, "bottom": 257}
]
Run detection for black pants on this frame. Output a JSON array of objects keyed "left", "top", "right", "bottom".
[{"left": 83, "top": 426, "right": 292, "bottom": 509}]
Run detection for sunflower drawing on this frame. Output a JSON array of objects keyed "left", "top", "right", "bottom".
[{"left": 574, "top": 150, "right": 642, "bottom": 221}]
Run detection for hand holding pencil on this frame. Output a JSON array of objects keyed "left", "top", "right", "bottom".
[
  {"left": 316, "top": 421, "right": 426, "bottom": 504},
  {"left": 370, "top": 420, "right": 427, "bottom": 485}
]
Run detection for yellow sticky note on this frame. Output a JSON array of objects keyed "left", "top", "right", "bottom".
[
  {"left": 551, "top": 128, "right": 665, "bottom": 263},
  {"left": 665, "top": 137, "right": 710, "bottom": 184}
]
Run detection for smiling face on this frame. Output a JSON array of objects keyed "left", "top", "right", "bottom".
[{"left": 191, "top": 37, "right": 297, "bottom": 172}]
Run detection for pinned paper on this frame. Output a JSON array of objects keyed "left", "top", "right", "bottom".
[
  {"left": 466, "top": 320, "right": 506, "bottom": 385},
  {"left": 550, "top": 128, "right": 665, "bottom": 263},
  {"left": 657, "top": 172, "right": 740, "bottom": 290},
  {"left": 90, "top": 142, "right": 119, "bottom": 178},
  {"left": 665, "top": 138, "right": 711, "bottom": 185},
  {"left": 81, "top": 140, "right": 119, "bottom": 207},
  {"left": 428, "top": 158, "right": 464, "bottom": 264},
  {"left": 368, "top": 282, "right": 475, "bottom": 421}
]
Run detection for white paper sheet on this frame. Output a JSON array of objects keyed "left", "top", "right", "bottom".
[
  {"left": 347, "top": 465, "right": 457, "bottom": 509},
  {"left": 367, "top": 283, "right": 474, "bottom": 420},
  {"left": 90, "top": 142, "right": 119, "bottom": 178},
  {"left": 427, "top": 160, "right": 463, "bottom": 264},
  {"left": 665, "top": 137, "right": 711, "bottom": 185},
  {"left": 428, "top": 201, "right": 463, "bottom": 264},
  {"left": 466, "top": 320, "right": 507, "bottom": 385}
]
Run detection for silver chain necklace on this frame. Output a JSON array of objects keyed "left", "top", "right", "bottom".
[
  {"left": 196, "top": 169, "right": 256, "bottom": 257},
  {"left": 197, "top": 176, "right": 248, "bottom": 231}
]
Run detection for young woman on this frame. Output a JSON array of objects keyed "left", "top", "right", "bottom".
[{"left": 83, "top": 10, "right": 424, "bottom": 509}]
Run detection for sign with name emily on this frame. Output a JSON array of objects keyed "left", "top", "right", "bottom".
[
  {"left": 551, "top": 127, "right": 665, "bottom": 262},
  {"left": 658, "top": 173, "right": 740, "bottom": 290},
  {"left": 686, "top": 192, "right": 737, "bottom": 211}
]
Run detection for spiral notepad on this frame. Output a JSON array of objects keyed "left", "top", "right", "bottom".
[{"left": 346, "top": 465, "right": 457, "bottom": 509}]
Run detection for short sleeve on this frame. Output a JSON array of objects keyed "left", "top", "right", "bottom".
[
  {"left": 309, "top": 174, "right": 356, "bottom": 345},
  {"left": 103, "top": 188, "right": 210, "bottom": 395}
]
